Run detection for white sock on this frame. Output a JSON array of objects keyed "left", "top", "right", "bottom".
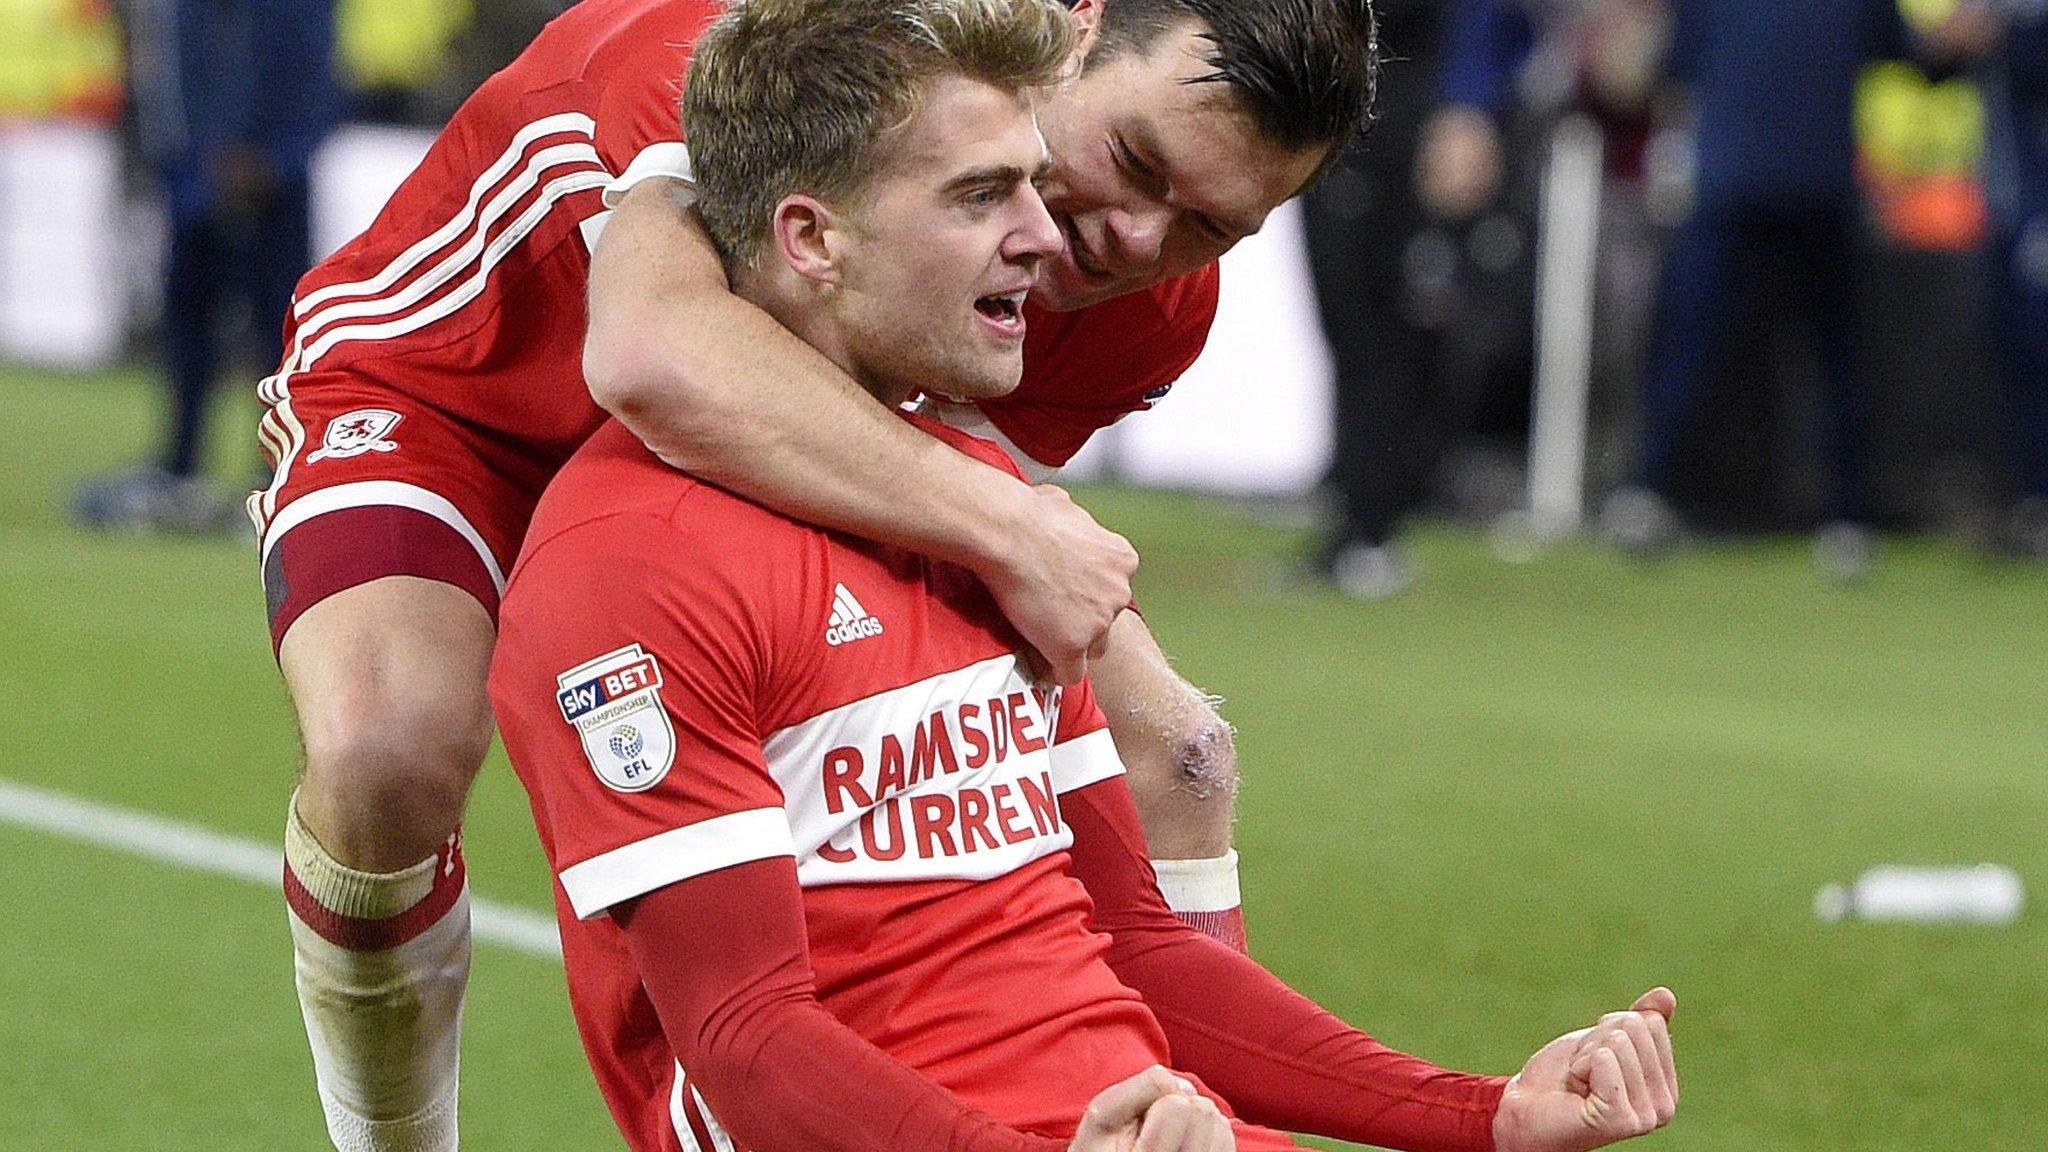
[
  {"left": 285, "top": 794, "right": 468, "bottom": 1152},
  {"left": 1152, "top": 850, "right": 1247, "bottom": 952}
]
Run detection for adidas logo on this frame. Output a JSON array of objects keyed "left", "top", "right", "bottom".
[{"left": 824, "top": 583, "right": 884, "bottom": 646}]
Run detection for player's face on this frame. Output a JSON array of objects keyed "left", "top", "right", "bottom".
[
  {"left": 834, "top": 75, "right": 1063, "bottom": 401},
  {"left": 1033, "top": 20, "right": 1330, "bottom": 311}
]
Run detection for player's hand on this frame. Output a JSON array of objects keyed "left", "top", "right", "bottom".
[
  {"left": 1493, "top": 988, "right": 1679, "bottom": 1152},
  {"left": 981, "top": 483, "right": 1137, "bottom": 686},
  {"left": 1068, "top": 1066, "right": 1235, "bottom": 1152}
]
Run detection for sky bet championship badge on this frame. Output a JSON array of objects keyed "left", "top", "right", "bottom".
[{"left": 556, "top": 644, "right": 675, "bottom": 792}]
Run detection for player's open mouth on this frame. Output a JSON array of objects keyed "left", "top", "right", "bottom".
[{"left": 974, "top": 290, "right": 1028, "bottom": 336}]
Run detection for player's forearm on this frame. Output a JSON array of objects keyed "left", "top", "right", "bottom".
[
  {"left": 616, "top": 861, "right": 1064, "bottom": 1152},
  {"left": 584, "top": 180, "right": 1034, "bottom": 576},
  {"left": 1111, "top": 934, "right": 1506, "bottom": 1152},
  {"left": 1061, "top": 780, "right": 1506, "bottom": 1152},
  {"left": 687, "top": 991, "right": 1064, "bottom": 1152}
]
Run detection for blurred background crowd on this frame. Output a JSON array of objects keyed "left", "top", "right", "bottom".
[
  {"left": 3, "top": 0, "right": 2044, "bottom": 593},
  {"left": 1304, "top": 0, "right": 2048, "bottom": 596}
]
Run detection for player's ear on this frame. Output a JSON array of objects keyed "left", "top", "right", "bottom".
[
  {"left": 771, "top": 194, "right": 846, "bottom": 289},
  {"left": 1065, "top": 0, "right": 1104, "bottom": 60}
]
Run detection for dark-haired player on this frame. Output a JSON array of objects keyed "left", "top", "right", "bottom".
[{"left": 262, "top": 0, "right": 1381, "bottom": 1146}]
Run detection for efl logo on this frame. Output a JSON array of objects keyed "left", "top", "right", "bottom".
[{"left": 554, "top": 644, "right": 675, "bottom": 792}]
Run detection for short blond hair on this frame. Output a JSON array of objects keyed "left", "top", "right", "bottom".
[{"left": 684, "top": 0, "right": 1074, "bottom": 269}]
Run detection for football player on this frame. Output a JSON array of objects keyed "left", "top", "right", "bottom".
[
  {"left": 491, "top": 4, "right": 1681, "bottom": 1150},
  {"left": 261, "top": 0, "right": 1373, "bottom": 1146}
]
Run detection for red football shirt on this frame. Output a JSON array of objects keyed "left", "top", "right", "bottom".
[
  {"left": 493, "top": 417, "right": 1507, "bottom": 1152},
  {"left": 271, "top": 0, "right": 1218, "bottom": 479},
  {"left": 493, "top": 417, "right": 1235, "bottom": 1150}
]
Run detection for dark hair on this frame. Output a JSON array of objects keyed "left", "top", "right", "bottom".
[{"left": 1087, "top": 0, "right": 1380, "bottom": 153}]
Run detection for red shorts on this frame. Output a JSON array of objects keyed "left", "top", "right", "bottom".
[{"left": 250, "top": 371, "right": 574, "bottom": 652}]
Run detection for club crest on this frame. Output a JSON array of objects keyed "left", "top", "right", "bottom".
[
  {"left": 555, "top": 644, "right": 676, "bottom": 792},
  {"left": 307, "top": 409, "right": 403, "bottom": 463}
]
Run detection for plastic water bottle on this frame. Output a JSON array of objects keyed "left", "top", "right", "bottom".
[{"left": 1814, "top": 865, "right": 2025, "bottom": 924}]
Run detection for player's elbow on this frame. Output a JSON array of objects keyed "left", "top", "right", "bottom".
[
  {"left": 583, "top": 189, "right": 736, "bottom": 444},
  {"left": 1168, "top": 715, "right": 1238, "bottom": 802},
  {"left": 584, "top": 323, "right": 672, "bottom": 418},
  {"left": 582, "top": 316, "right": 726, "bottom": 457},
  {"left": 690, "top": 983, "right": 818, "bottom": 1082},
  {"left": 1125, "top": 709, "right": 1239, "bottom": 807}
]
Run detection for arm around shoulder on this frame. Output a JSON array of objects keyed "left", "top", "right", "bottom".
[
  {"left": 582, "top": 177, "right": 784, "bottom": 451},
  {"left": 583, "top": 178, "right": 1027, "bottom": 555},
  {"left": 581, "top": 179, "right": 1136, "bottom": 684}
]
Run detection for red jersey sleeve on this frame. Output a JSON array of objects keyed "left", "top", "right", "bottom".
[
  {"left": 489, "top": 509, "right": 794, "bottom": 920},
  {"left": 1059, "top": 778, "right": 1509, "bottom": 1152},
  {"left": 1042, "top": 676, "right": 1125, "bottom": 795},
  {"left": 972, "top": 265, "right": 1221, "bottom": 473},
  {"left": 616, "top": 858, "right": 1065, "bottom": 1152},
  {"left": 587, "top": 2, "right": 718, "bottom": 202}
]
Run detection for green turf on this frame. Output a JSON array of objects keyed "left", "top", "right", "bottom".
[{"left": 4, "top": 365, "right": 2046, "bottom": 1150}]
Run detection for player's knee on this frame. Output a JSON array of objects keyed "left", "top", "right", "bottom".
[{"left": 297, "top": 677, "right": 492, "bottom": 854}]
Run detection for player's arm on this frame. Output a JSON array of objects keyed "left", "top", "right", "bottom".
[
  {"left": 583, "top": 179, "right": 1134, "bottom": 684},
  {"left": 613, "top": 859, "right": 1233, "bottom": 1152},
  {"left": 1058, "top": 778, "right": 1680, "bottom": 1152}
]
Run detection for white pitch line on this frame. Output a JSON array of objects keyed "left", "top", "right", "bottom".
[{"left": 0, "top": 776, "right": 561, "bottom": 958}]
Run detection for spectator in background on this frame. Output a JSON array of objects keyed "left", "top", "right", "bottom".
[
  {"left": 340, "top": 0, "right": 574, "bottom": 126},
  {"left": 1973, "top": 0, "right": 2048, "bottom": 558},
  {"left": 1304, "top": 0, "right": 1650, "bottom": 598},
  {"left": 432, "top": 0, "right": 577, "bottom": 118},
  {"left": 76, "top": 0, "right": 336, "bottom": 532},
  {"left": 1310, "top": 0, "right": 1668, "bottom": 598},
  {"left": 1419, "top": 0, "right": 1672, "bottom": 506},
  {"left": 1600, "top": 0, "right": 1979, "bottom": 577},
  {"left": 1420, "top": 0, "right": 1670, "bottom": 215},
  {"left": 1300, "top": 0, "right": 1461, "bottom": 598}
]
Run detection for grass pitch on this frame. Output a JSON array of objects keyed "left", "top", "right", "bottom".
[{"left": 2, "top": 365, "right": 2044, "bottom": 1150}]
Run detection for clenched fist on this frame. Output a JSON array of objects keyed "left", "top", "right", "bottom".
[{"left": 1494, "top": 988, "right": 1679, "bottom": 1152}]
